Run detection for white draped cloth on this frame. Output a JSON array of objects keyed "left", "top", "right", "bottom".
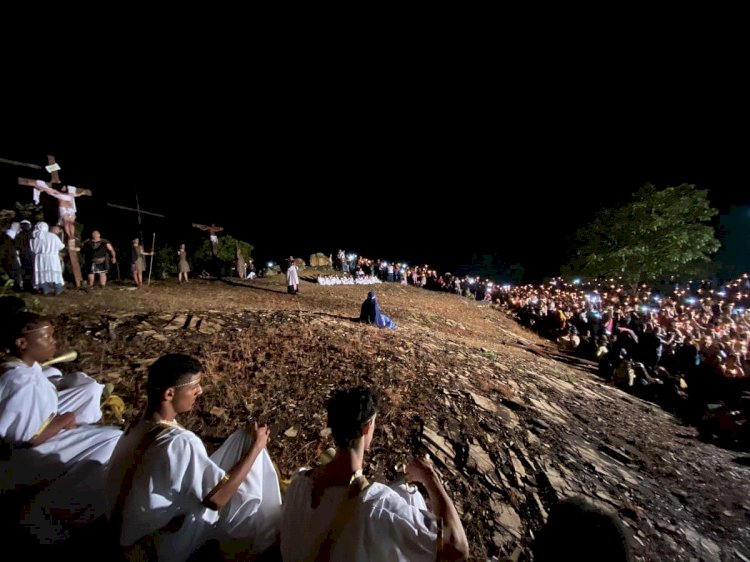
[
  {"left": 286, "top": 264, "right": 299, "bottom": 288},
  {"left": 33, "top": 181, "right": 77, "bottom": 211},
  {"left": 106, "top": 423, "right": 282, "bottom": 562},
  {"left": 44, "top": 366, "right": 107, "bottom": 425},
  {"left": 281, "top": 469, "right": 439, "bottom": 561},
  {"left": 0, "top": 360, "right": 123, "bottom": 542},
  {"left": 29, "top": 222, "right": 64, "bottom": 288}
]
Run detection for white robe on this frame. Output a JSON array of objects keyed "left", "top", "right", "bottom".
[
  {"left": 0, "top": 360, "right": 123, "bottom": 542},
  {"left": 45, "top": 366, "right": 106, "bottom": 425},
  {"left": 286, "top": 264, "right": 299, "bottom": 288},
  {"left": 29, "top": 222, "right": 64, "bottom": 288},
  {"left": 106, "top": 422, "right": 282, "bottom": 562},
  {"left": 280, "top": 469, "right": 439, "bottom": 562}
]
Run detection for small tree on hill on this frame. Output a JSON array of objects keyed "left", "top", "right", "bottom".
[
  {"left": 193, "top": 235, "right": 253, "bottom": 276},
  {"left": 567, "top": 183, "right": 720, "bottom": 291}
]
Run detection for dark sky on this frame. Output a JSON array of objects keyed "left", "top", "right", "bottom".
[{"left": 1, "top": 63, "right": 747, "bottom": 282}]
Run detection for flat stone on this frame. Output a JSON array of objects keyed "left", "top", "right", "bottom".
[
  {"left": 490, "top": 497, "right": 522, "bottom": 538},
  {"left": 423, "top": 427, "right": 455, "bottom": 459},
  {"left": 469, "top": 392, "right": 497, "bottom": 413},
  {"left": 681, "top": 525, "right": 721, "bottom": 562},
  {"left": 467, "top": 443, "right": 496, "bottom": 474}
]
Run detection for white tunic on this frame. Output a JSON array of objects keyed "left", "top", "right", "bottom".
[
  {"left": 287, "top": 264, "right": 299, "bottom": 287},
  {"left": 45, "top": 366, "right": 106, "bottom": 425},
  {"left": 106, "top": 423, "right": 282, "bottom": 562},
  {"left": 281, "top": 469, "right": 439, "bottom": 562},
  {"left": 0, "top": 360, "right": 123, "bottom": 542},
  {"left": 29, "top": 222, "right": 64, "bottom": 288}
]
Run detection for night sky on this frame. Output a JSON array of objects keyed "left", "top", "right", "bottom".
[{"left": 2, "top": 67, "right": 747, "bottom": 283}]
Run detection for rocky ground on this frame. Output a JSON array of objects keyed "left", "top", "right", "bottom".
[{"left": 20, "top": 270, "right": 750, "bottom": 561}]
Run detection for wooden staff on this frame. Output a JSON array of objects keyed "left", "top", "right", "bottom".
[{"left": 147, "top": 232, "right": 156, "bottom": 286}]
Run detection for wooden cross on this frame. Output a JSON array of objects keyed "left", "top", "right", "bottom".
[
  {"left": 17, "top": 155, "right": 91, "bottom": 288},
  {"left": 107, "top": 191, "right": 166, "bottom": 247},
  {"left": 192, "top": 223, "right": 224, "bottom": 257}
]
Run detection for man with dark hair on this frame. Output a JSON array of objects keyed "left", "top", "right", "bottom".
[
  {"left": 106, "top": 353, "right": 282, "bottom": 561},
  {"left": 532, "top": 496, "right": 633, "bottom": 562},
  {"left": 281, "top": 386, "right": 469, "bottom": 561}
]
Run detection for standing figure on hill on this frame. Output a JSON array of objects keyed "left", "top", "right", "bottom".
[
  {"left": 235, "top": 244, "right": 247, "bottom": 280},
  {"left": 177, "top": 244, "right": 190, "bottom": 283},
  {"left": 130, "top": 238, "right": 154, "bottom": 288},
  {"left": 286, "top": 256, "right": 299, "bottom": 295},
  {"left": 105, "top": 353, "right": 282, "bottom": 561},
  {"left": 359, "top": 291, "right": 397, "bottom": 329},
  {"left": 81, "top": 230, "right": 117, "bottom": 288},
  {"left": 29, "top": 221, "right": 65, "bottom": 295}
]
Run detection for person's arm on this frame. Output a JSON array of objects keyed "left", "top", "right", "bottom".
[
  {"left": 106, "top": 242, "right": 117, "bottom": 263},
  {"left": 192, "top": 223, "right": 208, "bottom": 231},
  {"left": 406, "top": 457, "right": 469, "bottom": 561},
  {"left": 29, "top": 412, "right": 76, "bottom": 447},
  {"left": 25, "top": 180, "right": 59, "bottom": 198},
  {"left": 71, "top": 187, "right": 92, "bottom": 197},
  {"left": 202, "top": 422, "right": 270, "bottom": 510}
]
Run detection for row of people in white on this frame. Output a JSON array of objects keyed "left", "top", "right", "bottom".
[
  {"left": 0, "top": 306, "right": 467, "bottom": 560},
  {"left": 317, "top": 274, "right": 383, "bottom": 285}
]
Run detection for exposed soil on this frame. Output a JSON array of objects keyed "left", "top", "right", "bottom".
[{"left": 19, "top": 270, "right": 750, "bottom": 560}]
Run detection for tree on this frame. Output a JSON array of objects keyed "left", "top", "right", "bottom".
[
  {"left": 567, "top": 183, "right": 720, "bottom": 291},
  {"left": 193, "top": 235, "right": 253, "bottom": 276}
]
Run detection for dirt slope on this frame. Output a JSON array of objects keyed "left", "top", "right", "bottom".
[{"left": 28, "top": 271, "right": 750, "bottom": 560}]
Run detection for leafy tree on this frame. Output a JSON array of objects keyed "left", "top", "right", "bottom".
[
  {"left": 193, "top": 235, "right": 253, "bottom": 276},
  {"left": 153, "top": 245, "right": 178, "bottom": 280},
  {"left": 567, "top": 183, "right": 720, "bottom": 291}
]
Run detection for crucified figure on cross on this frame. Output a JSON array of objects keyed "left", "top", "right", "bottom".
[
  {"left": 25, "top": 180, "right": 92, "bottom": 242},
  {"left": 192, "top": 223, "right": 224, "bottom": 257}
]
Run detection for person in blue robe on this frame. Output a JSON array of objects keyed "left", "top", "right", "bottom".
[{"left": 359, "top": 291, "right": 397, "bottom": 329}]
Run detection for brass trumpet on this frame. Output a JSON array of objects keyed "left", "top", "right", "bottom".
[{"left": 42, "top": 350, "right": 78, "bottom": 367}]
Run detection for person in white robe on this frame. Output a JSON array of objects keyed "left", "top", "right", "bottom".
[
  {"left": 29, "top": 221, "right": 65, "bottom": 295},
  {"left": 286, "top": 257, "right": 300, "bottom": 294},
  {"left": 0, "top": 310, "right": 123, "bottom": 543},
  {"left": 280, "top": 386, "right": 469, "bottom": 561},
  {"left": 105, "top": 353, "right": 282, "bottom": 562}
]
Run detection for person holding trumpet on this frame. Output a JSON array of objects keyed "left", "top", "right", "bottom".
[
  {"left": 0, "top": 303, "right": 123, "bottom": 544},
  {"left": 280, "top": 386, "right": 469, "bottom": 561}
]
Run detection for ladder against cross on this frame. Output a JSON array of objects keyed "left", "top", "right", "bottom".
[{"left": 17, "top": 155, "right": 90, "bottom": 288}]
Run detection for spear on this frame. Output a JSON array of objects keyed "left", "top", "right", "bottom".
[{"left": 147, "top": 232, "right": 156, "bottom": 286}]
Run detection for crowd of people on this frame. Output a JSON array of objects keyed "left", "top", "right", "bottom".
[
  {"left": 497, "top": 276, "right": 750, "bottom": 447},
  {"left": 12, "top": 226, "right": 736, "bottom": 557}
]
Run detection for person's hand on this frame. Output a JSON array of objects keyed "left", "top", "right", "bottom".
[
  {"left": 248, "top": 421, "right": 270, "bottom": 451},
  {"left": 405, "top": 455, "right": 438, "bottom": 485},
  {"left": 111, "top": 258, "right": 117, "bottom": 263}
]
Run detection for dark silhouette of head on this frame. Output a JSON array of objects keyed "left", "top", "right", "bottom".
[
  {"left": 327, "top": 386, "right": 379, "bottom": 449},
  {"left": 533, "top": 496, "right": 633, "bottom": 562}
]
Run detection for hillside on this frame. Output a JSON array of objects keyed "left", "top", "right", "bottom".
[{"left": 21, "top": 271, "right": 750, "bottom": 560}]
